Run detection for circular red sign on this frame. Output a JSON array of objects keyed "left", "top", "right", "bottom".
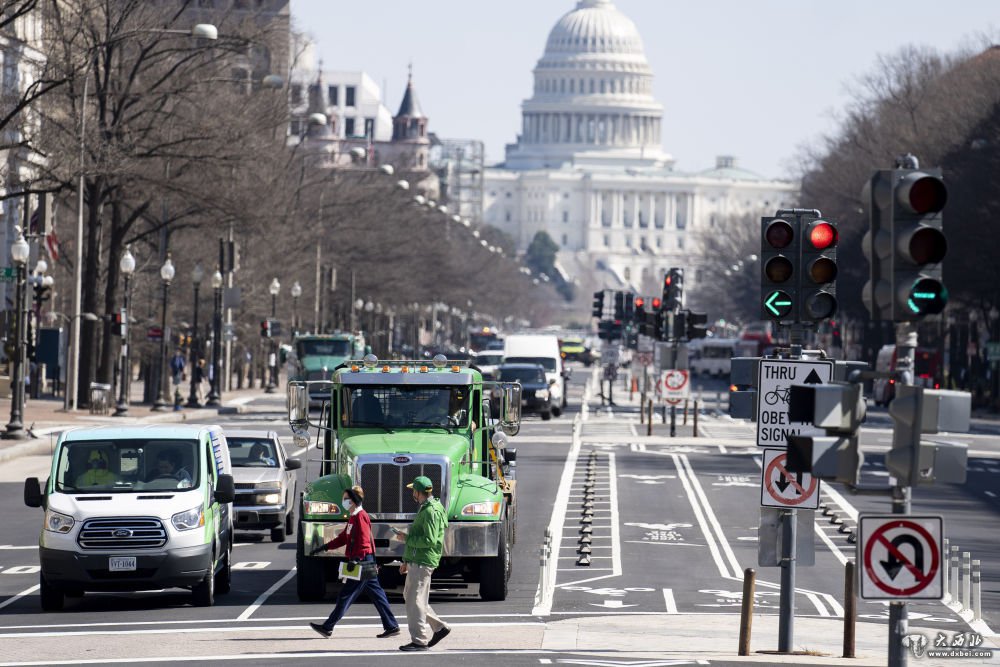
[
  {"left": 863, "top": 520, "right": 940, "bottom": 597},
  {"left": 763, "top": 453, "right": 818, "bottom": 506}
]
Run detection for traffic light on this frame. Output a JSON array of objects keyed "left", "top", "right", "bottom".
[
  {"left": 686, "top": 311, "right": 708, "bottom": 339},
  {"left": 663, "top": 268, "right": 684, "bottom": 311},
  {"left": 863, "top": 168, "right": 948, "bottom": 321},
  {"left": 634, "top": 297, "right": 647, "bottom": 330},
  {"left": 591, "top": 291, "right": 605, "bottom": 319},
  {"left": 785, "top": 382, "right": 865, "bottom": 484},
  {"left": 885, "top": 385, "right": 969, "bottom": 486},
  {"left": 671, "top": 310, "right": 686, "bottom": 341},
  {"left": 800, "top": 217, "right": 838, "bottom": 321},
  {"left": 260, "top": 320, "right": 272, "bottom": 338},
  {"left": 624, "top": 293, "right": 635, "bottom": 321},
  {"left": 761, "top": 217, "right": 797, "bottom": 321},
  {"left": 613, "top": 291, "right": 625, "bottom": 320}
]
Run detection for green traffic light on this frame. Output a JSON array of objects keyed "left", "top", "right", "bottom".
[
  {"left": 764, "top": 290, "right": 793, "bottom": 318},
  {"left": 905, "top": 278, "right": 948, "bottom": 315}
]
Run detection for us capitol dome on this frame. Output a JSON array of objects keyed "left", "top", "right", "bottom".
[{"left": 483, "top": 0, "right": 799, "bottom": 295}]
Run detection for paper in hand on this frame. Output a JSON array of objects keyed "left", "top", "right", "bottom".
[{"left": 338, "top": 561, "right": 362, "bottom": 581}]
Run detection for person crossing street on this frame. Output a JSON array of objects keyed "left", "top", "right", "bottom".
[{"left": 395, "top": 475, "right": 450, "bottom": 652}]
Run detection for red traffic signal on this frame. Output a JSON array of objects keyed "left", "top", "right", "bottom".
[
  {"left": 807, "top": 221, "right": 838, "bottom": 250},
  {"left": 635, "top": 297, "right": 645, "bottom": 309},
  {"left": 651, "top": 297, "right": 661, "bottom": 309}
]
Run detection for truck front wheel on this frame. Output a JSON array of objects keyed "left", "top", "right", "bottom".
[
  {"left": 39, "top": 573, "right": 64, "bottom": 612},
  {"left": 478, "top": 519, "right": 511, "bottom": 601},
  {"left": 296, "top": 529, "right": 326, "bottom": 601}
]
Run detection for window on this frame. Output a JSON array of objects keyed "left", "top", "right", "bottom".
[
  {"left": 345, "top": 86, "right": 356, "bottom": 107},
  {"left": 505, "top": 211, "right": 511, "bottom": 222},
  {"left": 364, "top": 118, "right": 375, "bottom": 138},
  {"left": 290, "top": 118, "right": 301, "bottom": 135},
  {"left": 344, "top": 117, "right": 356, "bottom": 136},
  {"left": 505, "top": 192, "right": 512, "bottom": 199},
  {"left": 562, "top": 234, "right": 568, "bottom": 245},
  {"left": 291, "top": 84, "right": 303, "bottom": 105},
  {"left": 328, "top": 85, "right": 338, "bottom": 106},
  {"left": 562, "top": 211, "right": 569, "bottom": 223},
  {"left": 624, "top": 268, "right": 631, "bottom": 280},
  {"left": 603, "top": 234, "right": 610, "bottom": 247},
  {"left": 678, "top": 237, "right": 685, "bottom": 250},
  {"left": 656, "top": 237, "right": 663, "bottom": 248}
]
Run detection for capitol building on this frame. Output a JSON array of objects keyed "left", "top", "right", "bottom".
[{"left": 483, "top": 0, "right": 798, "bottom": 295}]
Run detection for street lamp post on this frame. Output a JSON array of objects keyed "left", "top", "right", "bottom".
[
  {"left": 113, "top": 246, "right": 136, "bottom": 415},
  {"left": 206, "top": 269, "right": 223, "bottom": 406},
  {"left": 186, "top": 264, "right": 204, "bottom": 407},
  {"left": 151, "top": 256, "right": 175, "bottom": 411},
  {"left": 266, "top": 278, "right": 280, "bottom": 393},
  {"left": 3, "top": 230, "right": 31, "bottom": 439},
  {"left": 291, "top": 281, "right": 302, "bottom": 336}
]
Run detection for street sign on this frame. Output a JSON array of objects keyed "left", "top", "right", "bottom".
[
  {"left": 0, "top": 267, "right": 15, "bottom": 283},
  {"left": 758, "top": 507, "right": 815, "bottom": 567},
  {"left": 858, "top": 514, "right": 943, "bottom": 600},
  {"left": 760, "top": 448, "right": 820, "bottom": 509},
  {"left": 146, "top": 326, "right": 163, "bottom": 342},
  {"left": 661, "top": 369, "right": 690, "bottom": 404},
  {"left": 601, "top": 347, "right": 620, "bottom": 365},
  {"left": 756, "top": 358, "right": 834, "bottom": 447},
  {"left": 223, "top": 286, "right": 241, "bottom": 310}
]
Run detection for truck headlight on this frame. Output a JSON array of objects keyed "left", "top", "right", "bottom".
[
  {"left": 171, "top": 504, "right": 205, "bottom": 531},
  {"left": 303, "top": 500, "right": 340, "bottom": 515},
  {"left": 262, "top": 493, "right": 282, "bottom": 504},
  {"left": 44, "top": 509, "right": 75, "bottom": 534},
  {"left": 461, "top": 501, "right": 501, "bottom": 516},
  {"left": 537, "top": 389, "right": 549, "bottom": 400}
]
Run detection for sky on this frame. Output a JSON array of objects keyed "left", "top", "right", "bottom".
[{"left": 289, "top": 0, "right": 997, "bottom": 179}]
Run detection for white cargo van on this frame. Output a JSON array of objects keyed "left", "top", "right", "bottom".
[
  {"left": 23, "top": 424, "right": 236, "bottom": 610},
  {"left": 688, "top": 338, "right": 740, "bottom": 378},
  {"left": 504, "top": 334, "right": 567, "bottom": 416}
]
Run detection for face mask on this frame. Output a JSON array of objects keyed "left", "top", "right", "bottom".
[{"left": 342, "top": 499, "right": 353, "bottom": 512}]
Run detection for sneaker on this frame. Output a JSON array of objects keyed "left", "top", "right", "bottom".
[
  {"left": 309, "top": 622, "right": 332, "bottom": 638},
  {"left": 399, "top": 642, "right": 429, "bottom": 652},
  {"left": 377, "top": 626, "right": 400, "bottom": 638},
  {"left": 427, "top": 626, "right": 451, "bottom": 647}
]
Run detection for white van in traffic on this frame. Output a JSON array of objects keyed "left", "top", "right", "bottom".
[
  {"left": 504, "top": 334, "right": 567, "bottom": 416},
  {"left": 688, "top": 338, "right": 740, "bottom": 378},
  {"left": 24, "top": 424, "right": 236, "bottom": 610}
]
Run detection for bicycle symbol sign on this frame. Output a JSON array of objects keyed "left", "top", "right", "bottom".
[{"left": 755, "top": 358, "right": 833, "bottom": 448}]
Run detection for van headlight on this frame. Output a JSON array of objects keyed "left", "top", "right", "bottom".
[
  {"left": 44, "top": 509, "right": 75, "bottom": 534},
  {"left": 303, "top": 500, "right": 340, "bottom": 515},
  {"left": 171, "top": 504, "right": 205, "bottom": 531},
  {"left": 461, "top": 501, "right": 501, "bottom": 516}
]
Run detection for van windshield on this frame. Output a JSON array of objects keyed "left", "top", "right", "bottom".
[
  {"left": 55, "top": 439, "right": 200, "bottom": 493},
  {"left": 505, "top": 356, "right": 556, "bottom": 372}
]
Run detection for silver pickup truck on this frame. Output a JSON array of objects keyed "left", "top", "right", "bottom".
[{"left": 226, "top": 430, "right": 301, "bottom": 542}]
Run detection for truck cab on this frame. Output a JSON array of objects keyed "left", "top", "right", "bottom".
[
  {"left": 288, "top": 333, "right": 367, "bottom": 399},
  {"left": 287, "top": 355, "right": 521, "bottom": 601}
]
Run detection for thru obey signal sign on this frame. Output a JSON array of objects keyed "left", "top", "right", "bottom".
[
  {"left": 759, "top": 448, "right": 820, "bottom": 509},
  {"left": 859, "top": 515, "right": 943, "bottom": 600}
]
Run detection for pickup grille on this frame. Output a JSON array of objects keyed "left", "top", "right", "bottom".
[
  {"left": 359, "top": 462, "right": 445, "bottom": 517},
  {"left": 77, "top": 517, "right": 167, "bottom": 550}
]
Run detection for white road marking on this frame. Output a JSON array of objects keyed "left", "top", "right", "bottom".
[
  {"left": 1, "top": 566, "right": 40, "bottom": 574},
  {"left": 231, "top": 561, "right": 270, "bottom": 570},
  {"left": 815, "top": 523, "right": 848, "bottom": 567},
  {"left": 662, "top": 588, "right": 679, "bottom": 614},
  {"left": 236, "top": 567, "right": 297, "bottom": 621},
  {"left": 0, "top": 584, "right": 39, "bottom": 612},
  {"left": 986, "top": 491, "right": 997, "bottom": 498},
  {"left": 0, "top": 546, "right": 37, "bottom": 550}
]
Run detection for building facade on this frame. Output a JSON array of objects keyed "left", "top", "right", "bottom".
[{"left": 483, "top": 0, "right": 798, "bottom": 294}]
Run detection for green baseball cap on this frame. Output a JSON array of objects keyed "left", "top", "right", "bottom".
[{"left": 406, "top": 476, "right": 433, "bottom": 492}]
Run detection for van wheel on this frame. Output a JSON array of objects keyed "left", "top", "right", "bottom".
[
  {"left": 551, "top": 406, "right": 562, "bottom": 418},
  {"left": 271, "top": 525, "right": 286, "bottom": 543},
  {"left": 39, "top": 574, "right": 64, "bottom": 612},
  {"left": 192, "top": 567, "right": 215, "bottom": 607},
  {"left": 215, "top": 548, "right": 232, "bottom": 595},
  {"left": 479, "top": 518, "right": 510, "bottom": 601},
  {"left": 296, "top": 530, "right": 326, "bottom": 602}
]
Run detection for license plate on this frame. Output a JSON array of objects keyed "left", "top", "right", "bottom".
[{"left": 108, "top": 556, "right": 136, "bottom": 572}]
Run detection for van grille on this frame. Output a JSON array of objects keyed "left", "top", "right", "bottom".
[
  {"left": 77, "top": 517, "right": 167, "bottom": 550},
  {"left": 358, "top": 462, "right": 445, "bottom": 518}
]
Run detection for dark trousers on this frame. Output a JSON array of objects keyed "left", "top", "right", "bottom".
[{"left": 322, "top": 555, "right": 398, "bottom": 632}]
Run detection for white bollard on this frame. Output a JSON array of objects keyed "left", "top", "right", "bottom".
[
  {"left": 942, "top": 538, "right": 950, "bottom": 602},
  {"left": 973, "top": 559, "right": 982, "bottom": 621},
  {"left": 961, "top": 552, "right": 971, "bottom": 612},
  {"left": 950, "top": 546, "right": 960, "bottom": 606}
]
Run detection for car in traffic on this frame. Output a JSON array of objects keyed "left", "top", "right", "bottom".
[
  {"left": 23, "top": 424, "right": 236, "bottom": 610},
  {"left": 495, "top": 362, "right": 552, "bottom": 420},
  {"left": 226, "top": 430, "right": 301, "bottom": 543},
  {"left": 473, "top": 350, "right": 504, "bottom": 379},
  {"left": 559, "top": 337, "right": 593, "bottom": 366}
]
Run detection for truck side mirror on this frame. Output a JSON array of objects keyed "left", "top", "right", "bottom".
[
  {"left": 287, "top": 382, "right": 309, "bottom": 428},
  {"left": 24, "top": 477, "right": 43, "bottom": 508},
  {"left": 285, "top": 458, "right": 302, "bottom": 471},
  {"left": 215, "top": 474, "right": 236, "bottom": 504},
  {"left": 501, "top": 383, "right": 522, "bottom": 436}
]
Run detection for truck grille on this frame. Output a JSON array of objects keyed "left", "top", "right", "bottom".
[
  {"left": 77, "top": 518, "right": 167, "bottom": 550},
  {"left": 359, "top": 462, "right": 445, "bottom": 517}
]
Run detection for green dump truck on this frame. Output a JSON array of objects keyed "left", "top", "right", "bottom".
[
  {"left": 288, "top": 333, "right": 367, "bottom": 400},
  {"left": 287, "top": 355, "right": 522, "bottom": 601}
]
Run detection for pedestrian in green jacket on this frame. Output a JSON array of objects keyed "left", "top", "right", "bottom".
[{"left": 395, "top": 476, "right": 450, "bottom": 651}]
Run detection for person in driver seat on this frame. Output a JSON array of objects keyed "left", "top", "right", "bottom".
[
  {"left": 248, "top": 442, "right": 276, "bottom": 466},
  {"left": 151, "top": 449, "right": 193, "bottom": 487}
]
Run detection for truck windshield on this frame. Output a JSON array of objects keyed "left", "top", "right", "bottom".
[
  {"left": 343, "top": 385, "right": 471, "bottom": 430},
  {"left": 505, "top": 356, "right": 556, "bottom": 372},
  {"left": 297, "top": 340, "right": 351, "bottom": 357},
  {"left": 55, "top": 439, "right": 200, "bottom": 493}
]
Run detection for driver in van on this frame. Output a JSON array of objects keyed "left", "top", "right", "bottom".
[
  {"left": 75, "top": 449, "right": 117, "bottom": 487},
  {"left": 151, "top": 449, "right": 193, "bottom": 488}
]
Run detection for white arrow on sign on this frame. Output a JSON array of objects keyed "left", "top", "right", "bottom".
[{"left": 589, "top": 599, "right": 638, "bottom": 608}]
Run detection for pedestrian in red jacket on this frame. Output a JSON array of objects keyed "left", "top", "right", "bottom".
[{"left": 309, "top": 486, "right": 399, "bottom": 639}]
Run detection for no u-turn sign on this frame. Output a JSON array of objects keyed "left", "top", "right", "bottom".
[{"left": 858, "top": 515, "right": 943, "bottom": 600}]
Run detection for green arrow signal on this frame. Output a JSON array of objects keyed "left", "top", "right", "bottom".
[{"left": 765, "top": 291, "right": 792, "bottom": 316}]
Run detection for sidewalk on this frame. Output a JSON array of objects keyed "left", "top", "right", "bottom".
[{"left": 0, "top": 385, "right": 276, "bottom": 463}]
